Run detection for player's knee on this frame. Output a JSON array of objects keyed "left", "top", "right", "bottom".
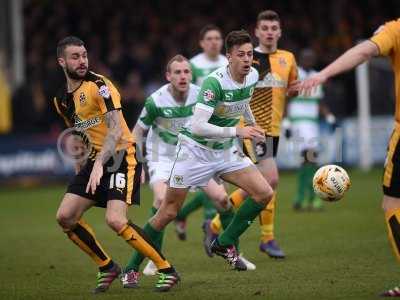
[
  {"left": 251, "top": 186, "right": 274, "bottom": 206},
  {"left": 382, "top": 196, "right": 400, "bottom": 212},
  {"left": 105, "top": 214, "right": 127, "bottom": 232},
  {"left": 56, "top": 210, "right": 77, "bottom": 230},
  {"left": 268, "top": 176, "right": 279, "bottom": 190},
  {"left": 153, "top": 195, "right": 165, "bottom": 209},
  {"left": 215, "top": 195, "right": 231, "bottom": 211},
  {"left": 164, "top": 206, "right": 178, "bottom": 222}
]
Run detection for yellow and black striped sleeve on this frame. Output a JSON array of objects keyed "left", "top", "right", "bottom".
[{"left": 91, "top": 77, "right": 122, "bottom": 114}]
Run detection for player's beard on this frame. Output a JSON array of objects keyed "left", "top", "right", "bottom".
[{"left": 66, "top": 65, "right": 87, "bottom": 80}]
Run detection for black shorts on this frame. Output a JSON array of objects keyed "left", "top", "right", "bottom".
[
  {"left": 67, "top": 146, "right": 141, "bottom": 208},
  {"left": 383, "top": 129, "right": 400, "bottom": 197},
  {"left": 242, "top": 135, "right": 280, "bottom": 163}
]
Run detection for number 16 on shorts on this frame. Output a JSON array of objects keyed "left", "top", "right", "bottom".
[{"left": 110, "top": 173, "right": 126, "bottom": 189}]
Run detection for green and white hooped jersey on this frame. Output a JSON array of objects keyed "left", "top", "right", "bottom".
[
  {"left": 181, "top": 66, "right": 259, "bottom": 150},
  {"left": 138, "top": 83, "right": 200, "bottom": 157},
  {"left": 287, "top": 67, "right": 324, "bottom": 125},
  {"left": 190, "top": 53, "right": 228, "bottom": 86}
]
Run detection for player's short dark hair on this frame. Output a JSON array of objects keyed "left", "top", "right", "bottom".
[
  {"left": 225, "top": 30, "right": 252, "bottom": 53},
  {"left": 166, "top": 54, "right": 190, "bottom": 72},
  {"left": 257, "top": 10, "right": 281, "bottom": 26},
  {"left": 57, "top": 36, "right": 85, "bottom": 58},
  {"left": 199, "top": 24, "right": 222, "bottom": 41}
]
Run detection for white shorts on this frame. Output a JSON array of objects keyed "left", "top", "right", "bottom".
[
  {"left": 169, "top": 138, "right": 253, "bottom": 188},
  {"left": 292, "top": 122, "right": 319, "bottom": 151},
  {"left": 147, "top": 155, "right": 175, "bottom": 186}
]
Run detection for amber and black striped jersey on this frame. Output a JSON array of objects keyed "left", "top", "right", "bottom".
[
  {"left": 370, "top": 19, "right": 400, "bottom": 128},
  {"left": 250, "top": 47, "right": 298, "bottom": 136},
  {"left": 53, "top": 71, "right": 134, "bottom": 154}
]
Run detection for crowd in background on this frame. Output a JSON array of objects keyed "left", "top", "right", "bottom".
[{"left": 0, "top": 0, "right": 398, "bottom": 135}]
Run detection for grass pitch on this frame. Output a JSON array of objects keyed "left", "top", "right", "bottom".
[{"left": 0, "top": 169, "right": 397, "bottom": 300}]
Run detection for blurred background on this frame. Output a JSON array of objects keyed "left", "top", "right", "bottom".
[{"left": 0, "top": 0, "right": 399, "bottom": 184}]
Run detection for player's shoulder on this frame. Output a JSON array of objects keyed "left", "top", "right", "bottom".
[
  {"left": 149, "top": 84, "right": 169, "bottom": 104},
  {"left": 190, "top": 53, "right": 205, "bottom": 65},
  {"left": 207, "top": 66, "right": 227, "bottom": 83},
  {"left": 54, "top": 84, "right": 67, "bottom": 101},
  {"left": 218, "top": 54, "right": 228, "bottom": 64},
  {"left": 276, "top": 49, "right": 296, "bottom": 60},
  {"left": 248, "top": 66, "right": 259, "bottom": 82},
  {"left": 84, "top": 71, "right": 107, "bottom": 84},
  {"left": 373, "top": 19, "right": 400, "bottom": 37}
]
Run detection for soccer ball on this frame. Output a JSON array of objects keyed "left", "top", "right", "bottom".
[{"left": 313, "top": 165, "right": 351, "bottom": 202}]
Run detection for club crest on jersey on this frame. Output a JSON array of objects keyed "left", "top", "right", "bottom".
[
  {"left": 99, "top": 85, "right": 111, "bottom": 99},
  {"left": 203, "top": 89, "right": 215, "bottom": 102},
  {"left": 278, "top": 57, "right": 287, "bottom": 68},
  {"left": 173, "top": 175, "right": 184, "bottom": 186},
  {"left": 79, "top": 92, "right": 87, "bottom": 106}
]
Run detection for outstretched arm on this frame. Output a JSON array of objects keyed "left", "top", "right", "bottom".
[
  {"left": 319, "top": 40, "right": 379, "bottom": 81},
  {"left": 298, "top": 41, "right": 379, "bottom": 94}
]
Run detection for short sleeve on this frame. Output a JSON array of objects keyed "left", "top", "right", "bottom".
[
  {"left": 288, "top": 54, "right": 298, "bottom": 84},
  {"left": 190, "top": 62, "right": 198, "bottom": 84},
  {"left": 137, "top": 97, "right": 158, "bottom": 129},
  {"left": 92, "top": 78, "right": 121, "bottom": 114},
  {"left": 196, "top": 76, "right": 222, "bottom": 111},
  {"left": 370, "top": 21, "right": 400, "bottom": 56}
]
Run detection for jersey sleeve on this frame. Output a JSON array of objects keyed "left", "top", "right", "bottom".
[
  {"left": 137, "top": 97, "right": 158, "bottom": 129},
  {"left": 196, "top": 76, "right": 222, "bottom": 112},
  {"left": 370, "top": 21, "right": 400, "bottom": 56},
  {"left": 52, "top": 97, "right": 72, "bottom": 128},
  {"left": 190, "top": 62, "right": 198, "bottom": 84},
  {"left": 92, "top": 78, "right": 121, "bottom": 114}
]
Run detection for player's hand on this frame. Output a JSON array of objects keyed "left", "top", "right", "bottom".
[
  {"left": 86, "top": 159, "right": 103, "bottom": 195},
  {"left": 236, "top": 126, "right": 265, "bottom": 140},
  {"left": 299, "top": 72, "right": 328, "bottom": 96},
  {"left": 287, "top": 80, "right": 300, "bottom": 98}
]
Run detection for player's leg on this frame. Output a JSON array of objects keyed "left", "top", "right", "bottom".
[
  {"left": 211, "top": 166, "right": 273, "bottom": 269},
  {"left": 175, "top": 191, "right": 205, "bottom": 240},
  {"left": 256, "top": 157, "right": 285, "bottom": 258},
  {"left": 293, "top": 150, "right": 308, "bottom": 210},
  {"left": 381, "top": 195, "right": 400, "bottom": 296},
  {"left": 202, "top": 179, "right": 256, "bottom": 270},
  {"left": 126, "top": 181, "right": 167, "bottom": 277},
  {"left": 380, "top": 130, "right": 400, "bottom": 297},
  {"left": 106, "top": 199, "right": 178, "bottom": 291},
  {"left": 201, "top": 180, "right": 235, "bottom": 254},
  {"left": 115, "top": 147, "right": 178, "bottom": 292},
  {"left": 56, "top": 193, "right": 120, "bottom": 293}
]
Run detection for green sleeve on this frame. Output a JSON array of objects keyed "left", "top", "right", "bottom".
[
  {"left": 196, "top": 77, "right": 222, "bottom": 109},
  {"left": 190, "top": 62, "right": 198, "bottom": 84},
  {"left": 138, "top": 97, "right": 158, "bottom": 128}
]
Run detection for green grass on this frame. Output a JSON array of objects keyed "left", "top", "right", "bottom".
[{"left": 0, "top": 169, "right": 397, "bottom": 300}]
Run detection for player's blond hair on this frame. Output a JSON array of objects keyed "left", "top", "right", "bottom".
[{"left": 166, "top": 54, "right": 190, "bottom": 73}]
